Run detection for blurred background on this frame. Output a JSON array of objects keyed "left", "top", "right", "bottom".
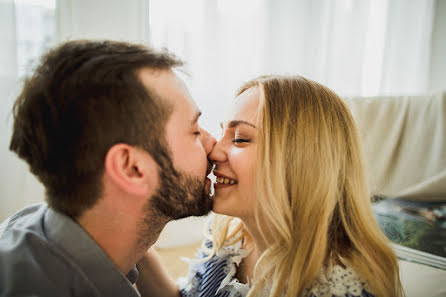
[{"left": 0, "top": 0, "right": 445, "bottom": 251}]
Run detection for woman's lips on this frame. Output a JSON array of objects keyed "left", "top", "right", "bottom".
[
  {"left": 214, "top": 177, "right": 237, "bottom": 189},
  {"left": 212, "top": 171, "right": 238, "bottom": 190}
]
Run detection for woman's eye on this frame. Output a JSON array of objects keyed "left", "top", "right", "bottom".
[{"left": 194, "top": 131, "right": 201, "bottom": 136}]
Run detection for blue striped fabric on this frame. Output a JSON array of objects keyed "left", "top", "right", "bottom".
[
  {"left": 179, "top": 239, "right": 376, "bottom": 297},
  {"left": 179, "top": 240, "right": 234, "bottom": 297}
]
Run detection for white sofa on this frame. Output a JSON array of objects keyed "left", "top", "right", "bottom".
[{"left": 345, "top": 91, "right": 446, "bottom": 297}]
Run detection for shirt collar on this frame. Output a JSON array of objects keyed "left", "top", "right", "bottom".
[{"left": 44, "top": 206, "right": 140, "bottom": 297}]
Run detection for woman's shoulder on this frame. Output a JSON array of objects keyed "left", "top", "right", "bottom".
[{"left": 304, "top": 264, "right": 375, "bottom": 297}]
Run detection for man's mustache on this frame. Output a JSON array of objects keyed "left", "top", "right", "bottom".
[{"left": 206, "top": 162, "right": 214, "bottom": 176}]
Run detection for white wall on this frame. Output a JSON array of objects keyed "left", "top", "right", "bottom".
[{"left": 430, "top": 0, "right": 446, "bottom": 91}]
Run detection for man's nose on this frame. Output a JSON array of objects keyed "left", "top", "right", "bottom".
[{"left": 199, "top": 128, "right": 217, "bottom": 155}]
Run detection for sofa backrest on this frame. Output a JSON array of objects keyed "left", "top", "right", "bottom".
[{"left": 344, "top": 91, "right": 446, "bottom": 201}]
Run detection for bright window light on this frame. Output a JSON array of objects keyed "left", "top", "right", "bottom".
[{"left": 14, "top": 0, "right": 55, "bottom": 77}]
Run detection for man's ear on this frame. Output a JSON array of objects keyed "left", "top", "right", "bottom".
[{"left": 104, "top": 144, "right": 159, "bottom": 197}]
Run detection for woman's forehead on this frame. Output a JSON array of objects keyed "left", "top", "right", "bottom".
[{"left": 226, "top": 87, "right": 260, "bottom": 123}]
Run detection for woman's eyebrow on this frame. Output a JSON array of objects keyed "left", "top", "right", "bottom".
[{"left": 220, "top": 120, "right": 256, "bottom": 129}]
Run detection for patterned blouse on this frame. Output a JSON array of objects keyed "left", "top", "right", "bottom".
[{"left": 177, "top": 239, "right": 376, "bottom": 297}]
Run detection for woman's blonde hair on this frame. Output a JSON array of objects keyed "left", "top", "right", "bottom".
[{"left": 207, "top": 75, "right": 403, "bottom": 297}]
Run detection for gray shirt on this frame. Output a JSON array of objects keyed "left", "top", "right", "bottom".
[{"left": 0, "top": 203, "right": 140, "bottom": 297}]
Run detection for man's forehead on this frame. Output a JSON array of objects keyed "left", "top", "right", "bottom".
[
  {"left": 138, "top": 67, "right": 199, "bottom": 117},
  {"left": 139, "top": 68, "right": 190, "bottom": 100},
  {"left": 138, "top": 68, "right": 178, "bottom": 92}
]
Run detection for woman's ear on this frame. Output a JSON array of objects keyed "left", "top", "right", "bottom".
[{"left": 104, "top": 144, "right": 159, "bottom": 197}]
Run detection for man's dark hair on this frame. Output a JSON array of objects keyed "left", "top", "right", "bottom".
[{"left": 9, "top": 40, "right": 183, "bottom": 218}]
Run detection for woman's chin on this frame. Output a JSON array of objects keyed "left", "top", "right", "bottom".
[
  {"left": 211, "top": 195, "right": 232, "bottom": 215},
  {"left": 211, "top": 204, "right": 230, "bottom": 215},
  {"left": 211, "top": 194, "right": 243, "bottom": 217}
]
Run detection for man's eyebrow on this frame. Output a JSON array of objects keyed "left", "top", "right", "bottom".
[
  {"left": 220, "top": 120, "right": 256, "bottom": 129},
  {"left": 192, "top": 111, "right": 202, "bottom": 124}
]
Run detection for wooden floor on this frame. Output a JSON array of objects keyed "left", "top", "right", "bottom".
[{"left": 155, "top": 242, "right": 202, "bottom": 279}]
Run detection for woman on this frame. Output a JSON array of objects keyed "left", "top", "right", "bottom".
[{"left": 138, "top": 75, "right": 403, "bottom": 297}]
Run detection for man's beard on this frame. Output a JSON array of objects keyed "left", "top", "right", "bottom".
[
  {"left": 144, "top": 144, "right": 213, "bottom": 221},
  {"left": 150, "top": 164, "right": 213, "bottom": 220},
  {"left": 137, "top": 142, "right": 213, "bottom": 248}
]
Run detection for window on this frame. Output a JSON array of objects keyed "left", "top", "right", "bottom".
[{"left": 15, "top": 0, "right": 56, "bottom": 77}]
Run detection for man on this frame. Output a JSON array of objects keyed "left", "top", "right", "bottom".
[{"left": 0, "top": 40, "right": 216, "bottom": 296}]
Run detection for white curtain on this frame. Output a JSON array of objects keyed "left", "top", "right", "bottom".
[
  {"left": 265, "top": 0, "right": 435, "bottom": 96},
  {"left": 0, "top": 0, "right": 49, "bottom": 221},
  {"left": 0, "top": 0, "right": 20, "bottom": 221},
  {"left": 149, "top": 0, "right": 269, "bottom": 137},
  {"left": 149, "top": 0, "right": 436, "bottom": 136},
  {"left": 0, "top": 0, "right": 151, "bottom": 222},
  {"left": 56, "top": 0, "right": 150, "bottom": 42}
]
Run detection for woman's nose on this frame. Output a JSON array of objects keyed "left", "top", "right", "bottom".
[{"left": 208, "top": 138, "right": 227, "bottom": 164}]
